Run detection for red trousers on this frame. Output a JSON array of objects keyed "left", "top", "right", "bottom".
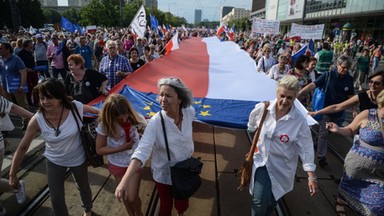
[{"left": 155, "top": 182, "right": 189, "bottom": 216}]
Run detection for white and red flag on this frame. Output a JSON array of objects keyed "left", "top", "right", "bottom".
[{"left": 165, "top": 31, "right": 179, "bottom": 54}]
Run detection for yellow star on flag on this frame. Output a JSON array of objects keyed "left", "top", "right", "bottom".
[
  {"left": 202, "top": 105, "right": 211, "bottom": 109},
  {"left": 199, "top": 110, "right": 211, "bottom": 116}
]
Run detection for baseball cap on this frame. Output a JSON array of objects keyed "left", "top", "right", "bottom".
[{"left": 36, "top": 34, "right": 43, "bottom": 39}]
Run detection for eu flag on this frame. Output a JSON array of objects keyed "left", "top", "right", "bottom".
[
  {"left": 150, "top": 14, "right": 159, "bottom": 30},
  {"left": 61, "top": 16, "right": 75, "bottom": 33}
]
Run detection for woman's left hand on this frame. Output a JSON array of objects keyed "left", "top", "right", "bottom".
[{"left": 308, "top": 179, "right": 318, "bottom": 196}]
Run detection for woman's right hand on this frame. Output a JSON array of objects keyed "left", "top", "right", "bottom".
[
  {"left": 115, "top": 180, "right": 128, "bottom": 202},
  {"left": 325, "top": 122, "right": 338, "bottom": 132},
  {"left": 9, "top": 175, "right": 20, "bottom": 190}
]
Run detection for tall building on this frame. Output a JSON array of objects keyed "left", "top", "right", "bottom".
[
  {"left": 262, "top": 0, "right": 384, "bottom": 42},
  {"left": 195, "top": 9, "right": 202, "bottom": 24},
  {"left": 222, "top": 8, "right": 250, "bottom": 23},
  {"left": 221, "top": 6, "right": 234, "bottom": 19},
  {"left": 250, "top": 0, "right": 266, "bottom": 19}
]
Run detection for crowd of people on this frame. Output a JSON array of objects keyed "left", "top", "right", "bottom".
[{"left": 0, "top": 26, "right": 383, "bottom": 216}]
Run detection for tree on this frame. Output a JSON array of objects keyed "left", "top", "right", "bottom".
[
  {"left": 0, "top": 0, "right": 12, "bottom": 29},
  {"left": 61, "top": 8, "right": 79, "bottom": 23},
  {"left": 16, "top": 0, "right": 45, "bottom": 28},
  {"left": 42, "top": 9, "right": 62, "bottom": 24},
  {"left": 121, "top": 0, "right": 142, "bottom": 27},
  {"left": 79, "top": 0, "right": 120, "bottom": 27}
]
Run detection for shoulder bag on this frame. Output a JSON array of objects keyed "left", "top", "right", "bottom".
[
  {"left": 238, "top": 101, "right": 270, "bottom": 190},
  {"left": 312, "top": 72, "right": 331, "bottom": 121},
  {"left": 72, "top": 103, "right": 104, "bottom": 168},
  {"left": 160, "top": 112, "right": 203, "bottom": 200}
]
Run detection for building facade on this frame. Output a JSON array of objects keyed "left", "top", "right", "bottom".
[
  {"left": 221, "top": 6, "right": 234, "bottom": 19},
  {"left": 222, "top": 8, "right": 250, "bottom": 23},
  {"left": 195, "top": 9, "right": 202, "bottom": 24},
  {"left": 263, "top": 0, "right": 384, "bottom": 42}
]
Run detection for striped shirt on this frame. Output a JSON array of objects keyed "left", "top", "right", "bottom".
[{"left": 99, "top": 54, "right": 133, "bottom": 88}]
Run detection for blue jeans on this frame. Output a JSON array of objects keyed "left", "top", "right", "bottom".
[
  {"left": 251, "top": 166, "right": 276, "bottom": 216},
  {"left": 372, "top": 56, "right": 380, "bottom": 74}
]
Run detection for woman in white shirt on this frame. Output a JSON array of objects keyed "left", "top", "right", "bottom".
[
  {"left": 9, "top": 78, "right": 99, "bottom": 216},
  {"left": 257, "top": 45, "right": 276, "bottom": 74},
  {"left": 115, "top": 77, "right": 195, "bottom": 216},
  {"left": 268, "top": 55, "right": 290, "bottom": 81},
  {"left": 247, "top": 75, "right": 318, "bottom": 216}
]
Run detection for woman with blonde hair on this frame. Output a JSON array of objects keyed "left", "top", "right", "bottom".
[
  {"left": 247, "top": 75, "right": 318, "bottom": 216},
  {"left": 96, "top": 94, "right": 146, "bottom": 216}
]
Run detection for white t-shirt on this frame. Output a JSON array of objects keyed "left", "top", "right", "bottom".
[
  {"left": 96, "top": 122, "right": 140, "bottom": 167},
  {"left": 36, "top": 100, "right": 85, "bottom": 167}
]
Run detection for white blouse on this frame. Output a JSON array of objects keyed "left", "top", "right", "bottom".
[
  {"left": 131, "top": 107, "right": 195, "bottom": 185},
  {"left": 247, "top": 99, "right": 316, "bottom": 200}
]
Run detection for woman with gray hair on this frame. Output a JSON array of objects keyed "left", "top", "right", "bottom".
[
  {"left": 115, "top": 77, "right": 195, "bottom": 216},
  {"left": 326, "top": 89, "right": 384, "bottom": 216},
  {"left": 247, "top": 75, "right": 318, "bottom": 216}
]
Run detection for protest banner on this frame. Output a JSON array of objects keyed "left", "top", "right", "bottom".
[
  {"left": 251, "top": 17, "right": 280, "bottom": 35},
  {"left": 290, "top": 23, "right": 325, "bottom": 40}
]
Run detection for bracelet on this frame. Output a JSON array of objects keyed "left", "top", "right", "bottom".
[{"left": 308, "top": 177, "right": 318, "bottom": 182}]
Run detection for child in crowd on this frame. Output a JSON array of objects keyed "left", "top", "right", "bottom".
[{"left": 95, "top": 94, "right": 146, "bottom": 216}]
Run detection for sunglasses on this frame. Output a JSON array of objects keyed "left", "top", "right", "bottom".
[{"left": 368, "top": 80, "right": 382, "bottom": 86}]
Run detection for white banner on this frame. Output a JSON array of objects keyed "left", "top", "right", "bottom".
[
  {"left": 290, "top": 23, "right": 325, "bottom": 40},
  {"left": 286, "top": 0, "right": 305, "bottom": 20},
  {"left": 251, "top": 17, "right": 280, "bottom": 35},
  {"left": 130, "top": 5, "right": 147, "bottom": 38}
]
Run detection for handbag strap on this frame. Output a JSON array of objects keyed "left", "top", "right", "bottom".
[
  {"left": 160, "top": 111, "right": 172, "bottom": 162},
  {"left": 246, "top": 101, "right": 270, "bottom": 161},
  {"left": 71, "top": 103, "right": 82, "bottom": 132},
  {"left": 323, "top": 72, "right": 331, "bottom": 93}
]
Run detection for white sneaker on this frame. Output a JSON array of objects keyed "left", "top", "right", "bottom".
[
  {"left": 15, "top": 180, "right": 26, "bottom": 204},
  {"left": 0, "top": 207, "right": 7, "bottom": 216}
]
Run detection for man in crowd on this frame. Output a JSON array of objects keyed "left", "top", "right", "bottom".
[
  {"left": 0, "top": 42, "right": 29, "bottom": 129},
  {"left": 46, "top": 34, "right": 67, "bottom": 80},
  {"left": 99, "top": 40, "right": 132, "bottom": 89},
  {"left": 33, "top": 34, "right": 50, "bottom": 78},
  {"left": 75, "top": 36, "right": 97, "bottom": 69},
  {"left": 299, "top": 55, "right": 354, "bottom": 167},
  {"left": 17, "top": 39, "right": 38, "bottom": 107},
  {"left": 315, "top": 41, "right": 333, "bottom": 75}
]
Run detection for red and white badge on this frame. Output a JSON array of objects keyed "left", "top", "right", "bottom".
[{"left": 279, "top": 134, "right": 289, "bottom": 143}]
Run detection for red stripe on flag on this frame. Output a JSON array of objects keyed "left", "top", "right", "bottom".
[{"left": 89, "top": 38, "right": 210, "bottom": 105}]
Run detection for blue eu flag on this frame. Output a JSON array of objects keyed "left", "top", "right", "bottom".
[{"left": 61, "top": 16, "right": 75, "bottom": 33}]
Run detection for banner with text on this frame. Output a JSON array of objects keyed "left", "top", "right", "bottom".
[
  {"left": 290, "top": 23, "right": 324, "bottom": 40},
  {"left": 251, "top": 17, "right": 280, "bottom": 35},
  {"left": 130, "top": 5, "right": 147, "bottom": 38}
]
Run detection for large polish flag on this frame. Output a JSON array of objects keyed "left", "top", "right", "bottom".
[{"left": 90, "top": 37, "right": 316, "bottom": 128}]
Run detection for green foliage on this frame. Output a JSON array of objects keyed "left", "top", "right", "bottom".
[
  {"left": 228, "top": 17, "right": 251, "bottom": 32},
  {"left": 79, "top": 0, "right": 120, "bottom": 26},
  {"left": 1, "top": 0, "right": 45, "bottom": 29},
  {"left": 43, "top": 9, "right": 62, "bottom": 24},
  {"left": 0, "top": 0, "right": 12, "bottom": 28},
  {"left": 61, "top": 8, "right": 79, "bottom": 23}
]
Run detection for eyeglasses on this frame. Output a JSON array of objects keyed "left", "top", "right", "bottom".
[{"left": 368, "top": 80, "right": 382, "bottom": 86}]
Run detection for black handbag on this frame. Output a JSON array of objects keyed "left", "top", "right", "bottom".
[
  {"left": 160, "top": 112, "right": 203, "bottom": 200},
  {"left": 72, "top": 104, "right": 104, "bottom": 168}
]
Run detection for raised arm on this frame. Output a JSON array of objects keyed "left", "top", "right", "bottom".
[{"left": 309, "top": 94, "right": 359, "bottom": 116}]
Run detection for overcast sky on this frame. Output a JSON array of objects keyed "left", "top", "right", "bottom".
[{"left": 58, "top": 0, "right": 252, "bottom": 23}]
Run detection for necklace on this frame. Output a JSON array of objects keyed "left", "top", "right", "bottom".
[
  {"left": 43, "top": 105, "right": 65, "bottom": 137},
  {"left": 369, "top": 91, "right": 377, "bottom": 104}
]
